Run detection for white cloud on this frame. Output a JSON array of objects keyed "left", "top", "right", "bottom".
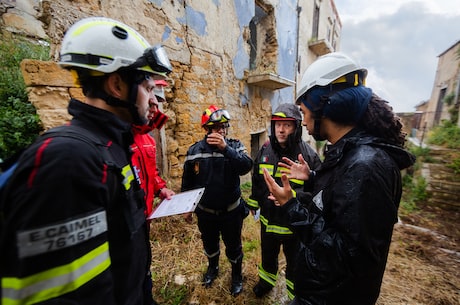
[
  {"left": 337, "top": 0, "right": 460, "bottom": 23},
  {"left": 334, "top": 0, "right": 460, "bottom": 112}
]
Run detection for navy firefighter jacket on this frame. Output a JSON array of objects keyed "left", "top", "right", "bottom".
[
  {"left": 249, "top": 140, "right": 321, "bottom": 237},
  {"left": 0, "top": 99, "right": 149, "bottom": 305},
  {"left": 181, "top": 136, "right": 253, "bottom": 210}
]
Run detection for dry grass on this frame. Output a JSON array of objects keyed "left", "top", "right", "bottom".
[
  {"left": 150, "top": 214, "right": 289, "bottom": 305},
  {"left": 149, "top": 198, "right": 459, "bottom": 305},
  {"left": 377, "top": 224, "right": 459, "bottom": 305}
]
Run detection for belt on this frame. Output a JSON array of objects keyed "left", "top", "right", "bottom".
[{"left": 198, "top": 198, "right": 240, "bottom": 215}]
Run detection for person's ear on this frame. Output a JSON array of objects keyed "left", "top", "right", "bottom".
[{"left": 105, "top": 73, "right": 127, "bottom": 99}]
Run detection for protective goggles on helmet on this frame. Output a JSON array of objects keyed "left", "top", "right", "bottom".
[
  {"left": 131, "top": 45, "right": 173, "bottom": 74},
  {"left": 209, "top": 122, "right": 230, "bottom": 131},
  {"left": 208, "top": 109, "right": 231, "bottom": 124}
]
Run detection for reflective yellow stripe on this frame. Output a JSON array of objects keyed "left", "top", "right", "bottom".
[
  {"left": 286, "top": 278, "right": 295, "bottom": 300},
  {"left": 247, "top": 198, "right": 259, "bottom": 209},
  {"left": 2, "top": 242, "right": 110, "bottom": 305},
  {"left": 289, "top": 178, "right": 304, "bottom": 185},
  {"left": 287, "top": 289, "right": 295, "bottom": 300},
  {"left": 274, "top": 166, "right": 287, "bottom": 177},
  {"left": 260, "top": 215, "right": 293, "bottom": 235},
  {"left": 122, "top": 164, "right": 134, "bottom": 190},
  {"left": 332, "top": 75, "right": 347, "bottom": 84},
  {"left": 273, "top": 174, "right": 305, "bottom": 186},
  {"left": 272, "top": 167, "right": 304, "bottom": 185},
  {"left": 273, "top": 112, "right": 287, "bottom": 118},
  {"left": 258, "top": 264, "right": 277, "bottom": 286},
  {"left": 72, "top": 19, "right": 149, "bottom": 48},
  {"left": 353, "top": 73, "right": 359, "bottom": 86},
  {"left": 259, "top": 164, "right": 274, "bottom": 175},
  {"left": 332, "top": 73, "right": 360, "bottom": 86},
  {"left": 260, "top": 164, "right": 304, "bottom": 186}
]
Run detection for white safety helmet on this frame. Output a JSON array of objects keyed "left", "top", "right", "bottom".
[
  {"left": 153, "top": 80, "right": 168, "bottom": 101},
  {"left": 296, "top": 52, "right": 367, "bottom": 102},
  {"left": 59, "top": 17, "right": 172, "bottom": 77}
]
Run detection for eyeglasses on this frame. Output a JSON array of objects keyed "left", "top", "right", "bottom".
[
  {"left": 132, "top": 44, "right": 173, "bottom": 74},
  {"left": 209, "top": 109, "right": 231, "bottom": 123}
]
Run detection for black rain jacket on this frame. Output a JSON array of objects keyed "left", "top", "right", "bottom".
[{"left": 280, "top": 128, "right": 416, "bottom": 305}]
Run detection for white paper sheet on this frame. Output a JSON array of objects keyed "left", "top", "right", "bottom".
[{"left": 147, "top": 187, "right": 205, "bottom": 219}]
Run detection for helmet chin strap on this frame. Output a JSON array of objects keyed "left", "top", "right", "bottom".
[
  {"left": 126, "top": 82, "right": 147, "bottom": 126},
  {"left": 312, "top": 117, "right": 325, "bottom": 141},
  {"left": 310, "top": 95, "right": 329, "bottom": 141},
  {"left": 93, "top": 83, "right": 146, "bottom": 126}
]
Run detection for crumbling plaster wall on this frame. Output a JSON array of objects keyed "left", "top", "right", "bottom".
[{"left": 1, "top": 0, "right": 307, "bottom": 187}]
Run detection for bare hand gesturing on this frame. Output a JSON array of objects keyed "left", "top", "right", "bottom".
[
  {"left": 278, "top": 153, "right": 312, "bottom": 181},
  {"left": 262, "top": 168, "right": 293, "bottom": 206}
]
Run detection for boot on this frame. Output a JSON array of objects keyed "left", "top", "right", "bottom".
[
  {"left": 253, "top": 279, "right": 273, "bottom": 298},
  {"left": 230, "top": 257, "right": 243, "bottom": 296},
  {"left": 203, "top": 256, "right": 219, "bottom": 288}
]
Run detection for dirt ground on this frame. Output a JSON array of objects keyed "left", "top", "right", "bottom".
[
  {"left": 380, "top": 202, "right": 459, "bottom": 305},
  {"left": 150, "top": 199, "right": 459, "bottom": 305}
]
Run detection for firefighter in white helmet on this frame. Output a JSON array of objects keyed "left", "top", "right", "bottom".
[
  {"left": 0, "top": 17, "right": 172, "bottom": 305},
  {"left": 262, "top": 52, "right": 415, "bottom": 305}
]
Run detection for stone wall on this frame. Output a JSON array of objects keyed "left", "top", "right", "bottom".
[
  {"left": 2, "top": 0, "right": 341, "bottom": 188},
  {"left": 421, "top": 147, "right": 460, "bottom": 211}
]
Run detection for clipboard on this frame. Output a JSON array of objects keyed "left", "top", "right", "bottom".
[{"left": 147, "top": 187, "right": 205, "bottom": 219}]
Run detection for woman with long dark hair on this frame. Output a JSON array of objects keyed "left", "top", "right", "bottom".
[{"left": 263, "top": 52, "right": 416, "bottom": 305}]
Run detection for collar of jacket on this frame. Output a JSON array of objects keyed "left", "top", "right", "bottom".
[
  {"left": 132, "top": 124, "right": 153, "bottom": 135},
  {"left": 321, "top": 128, "right": 360, "bottom": 169},
  {"left": 322, "top": 128, "right": 415, "bottom": 170},
  {"left": 68, "top": 98, "right": 133, "bottom": 147}
]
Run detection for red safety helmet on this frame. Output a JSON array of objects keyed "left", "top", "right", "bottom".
[{"left": 201, "top": 105, "right": 231, "bottom": 126}]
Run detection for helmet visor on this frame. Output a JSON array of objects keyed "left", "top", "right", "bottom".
[
  {"left": 132, "top": 44, "right": 173, "bottom": 75},
  {"left": 209, "top": 109, "right": 231, "bottom": 123},
  {"left": 144, "top": 45, "right": 172, "bottom": 74}
]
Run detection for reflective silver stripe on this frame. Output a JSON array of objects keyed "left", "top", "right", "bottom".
[
  {"left": 185, "top": 152, "right": 224, "bottom": 162},
  {"left": 313, "top": 190, "right": 323, "bottom": 211},
  {"left": 198, "top": 198, "right": 240, "bottom": 214},
  {"left": 204, "top": 249, "right": 220, "bottom": 258},
  {"left": 2, "top": 242, "right": 110, "bottom": 305},
  {"left": 236, "top": 146, "right": 247, "bottom": 153},
  {"left": 17, "top": 211, "right": 107, "bottom": 258}
]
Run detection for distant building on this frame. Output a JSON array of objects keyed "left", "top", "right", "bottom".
[{"left": 422, "top": 40, "right": 460, "bottom": 133}]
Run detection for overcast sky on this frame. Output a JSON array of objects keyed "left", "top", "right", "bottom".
[{"left": 333, "top": 0, "right": 460, "bottom": 113}]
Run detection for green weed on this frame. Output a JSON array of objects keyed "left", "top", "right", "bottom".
[{"left": 0, "top": 37, "right": 49, "bottom": 161}]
